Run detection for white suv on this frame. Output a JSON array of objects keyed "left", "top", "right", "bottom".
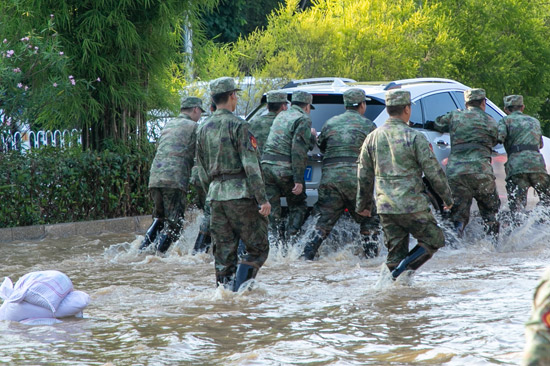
[{"left": 247, "top": 77, "right": 550, "bottom": 208}]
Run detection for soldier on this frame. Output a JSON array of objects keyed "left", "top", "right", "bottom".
[
  {"left": 261, "top": 90, "right": 316, "bottom": 240},
  {"left": 140, "top": 96, "right": 204, "bottom": 253},
  {"left": 430, "top": 88, "right": 500, "bottom": 238},
  {"left": 357, "top": 90, "right": 453, "bottom": 279},
  {"left": 191, "top": 102, "right": 217, "bottom": 254},
  {"left": 301, "top": 88, "right": 380, "bottom": 260},
  {"left": 248, "top": 90, "right": 288, "bottom": 155},
  {"left": 196, "top": 77, "right": 271, "bottom": 292},
  {"left": 498, "top": 95, "right": 550, "bottom": 216},
  {"left": 523, "top": 267, "right": 550, "bottom": 366}
]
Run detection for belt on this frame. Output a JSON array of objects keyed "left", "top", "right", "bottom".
[
  {"left": 262, "top": 153, "right": 291, "bottom": 162},
  {"left": 509, "top": 144, "right": 539, "bottom": 154},
  {"left": 322, "top": 156, "right": 357, "bottom": 165},
  {"left": 212, "top": 171, "right": 247, "bottom": 181},
  {"left": 451, "top": 142, "right": 491, "bottom": 152}
]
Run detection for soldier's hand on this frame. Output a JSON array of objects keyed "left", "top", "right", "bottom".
[
  {"left": 311, "top": 127, "right": 317, "bottom": 137},
  {"left": 357, "top": 209, "right": 371, "bottom": 217},
  {"left": 292, "top": 183, "right": 303, "bottom": 195},
  {"left": 259, "top": 202, "right": 271, "bottom": 217}
]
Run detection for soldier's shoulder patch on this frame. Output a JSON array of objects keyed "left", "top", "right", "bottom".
[{"left": 248, "top": 131, "right": 258, "bottom": 151}]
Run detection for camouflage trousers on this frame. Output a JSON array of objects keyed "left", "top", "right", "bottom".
[
  {"left": 315, "top": 178, "right": 380, "bottom": 236},
  {"left": 210, "top": 198, "right": 269, "bottom": 282},
  {"left": 263, "top": 168, "right": 308, "bottom": 237},
  {"left": 380, "top": 210, "right": 445, "bottom": 269},
  {"left": 523, "top": 267, "right": 550, "bottom": 366},
  {"left": 448, "top": 174, "right": 500, "bottom": 227},
  {"left": 150, "top": 187, "right": 186, "bottom": 237},
  {"left": 506, "top": 172, "right": 550, "bottom": 212}
]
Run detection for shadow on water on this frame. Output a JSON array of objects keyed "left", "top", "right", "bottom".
[{"left": 1, "top": 207, "right": 550, "bottom": 365}]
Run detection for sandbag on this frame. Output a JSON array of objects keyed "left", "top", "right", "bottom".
[
  {"left": 0, "top": 270, "right": 73, "bottom": 312},
  {"left": 0, "top": 271, "right": 89, "bottom": 323}
]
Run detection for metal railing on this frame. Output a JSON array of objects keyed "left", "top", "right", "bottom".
[{"left": 1, "top": 129, "right": 82, "bottom": 152}]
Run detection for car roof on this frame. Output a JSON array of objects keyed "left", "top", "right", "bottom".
[{"left": 278, "top": 77, "right": 470, "bottom": 101}]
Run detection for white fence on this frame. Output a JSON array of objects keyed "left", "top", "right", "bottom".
[{"left": 1, "top": 129, "right": 82, "bottom": 152}]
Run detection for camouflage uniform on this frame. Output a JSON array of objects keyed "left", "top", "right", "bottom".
[
  {"left": 261, "top": 90, "right": 315, "bottom": 238},
  {"left": 302, "top": 89, "right": 379, "bottom": 260},
  {"left": 523, "top": 267, "right": 550, "bottom": 366},
  {"left": 497, "top": 95, "right": 550, "bottom": 213},
  {"left": 247, "top": 90, "right": 288, "bottom": 156},
  {"left": 433, "top": 88, "right": 500, "bottom": 236},
  {"left": 196, "top": 77, "right": 269, "bottom": 285},
  {"left": 357, "top": 90, "right": 453, "bottom": 271},
  {"left": 148, "top": 99, "right": 199, "bottom": 240}
]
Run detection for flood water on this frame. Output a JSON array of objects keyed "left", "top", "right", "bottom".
[{"left": 1, "top": 206, "right": 549, "bottom": 366}]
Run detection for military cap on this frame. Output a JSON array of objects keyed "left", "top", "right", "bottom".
[
  {"left": 464, "top": 88, "right": 486, "bottom": 103},
  {"left": 344, "top": 88, "right": 367, "bottom": 107},
  {"left": 209, "top": 77, "right": 241, "bottom": 96},
  {"left": 180, "top": 96, "right": 205, "bottom": 112},
  {"left": 292, "top": 90, "right": 315, "bottom": 109},
  {"left": 385, "top": 89, "right": 411, "bottom": 106},
  {"left": 266, "top": 90, "right": 288, "bottom": 103},
  {"left": 503, "top": 94, "right": 524, "bottom": 108}
]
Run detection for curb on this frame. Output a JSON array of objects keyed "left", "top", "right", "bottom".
[{"left": 0, "top": 215, "right": 153, "bottom": 243}]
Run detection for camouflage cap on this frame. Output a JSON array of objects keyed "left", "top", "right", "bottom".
[
  {"left": 266, "top": 90, "right": 288, "bottom": 103},
  {"left": 503, "top": 94, "right": 524, "bottom": 108},
  {"left": 292, "top": 90, "right": 315, "bottom": 109},
  {"left": 385, "top": 89, "right": 411, "bottom": 106},
  {"left": 344, "top": 88, "right": 367, "bottom": 107},
  {"left": 209, "top": 77, "right": 241, "bottom": 96},
  {"left": 180, "top": 96, "right": 205, "bottom": 111},
  {"left": 464, "top": 88, "right": 486, "bottom": 103}
]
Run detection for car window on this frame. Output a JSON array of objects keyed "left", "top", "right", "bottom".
[
  {"left": 422, "top": 92, "right": 459, "bottom": 122},
  {"left": 451, "top": 91, "right": 466, "bottom": 109},
  {"left": 410, "top": 100, "right": 423, "bottom": 125},
  {"left": 485, "top": 104, "right": 503, "bottom": 121}
]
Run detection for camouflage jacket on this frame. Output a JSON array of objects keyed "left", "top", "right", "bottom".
[
  {"left": 498, "top": 111, "right": 547, "bottom": 178},
  {"left": 148, "top": 112, "right": 197, "bottom": 190},
  {"left": 261, "top": 105, "right": 313, "bottom": 185},
  {"left": 196, "top": 108, "right": 267, "bottom": 204},
  {"left": 318, "top": 109, "right": 376, "bottom": 182},
  {"left": 434, "top": 106, "right": 498, "bottom": 178},
  {"left": 357, "top": 117, "right": 453, "bottom": 214},
  {"left": 523, "top": 267, "right": 550, "bottom": 366},
  {"left": 247, "top": 111, "right": 278, "bottom": 156}
]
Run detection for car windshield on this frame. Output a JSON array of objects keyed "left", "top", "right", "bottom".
[{"left": 247, "top": 93, "right": 386, "bottom": 132}]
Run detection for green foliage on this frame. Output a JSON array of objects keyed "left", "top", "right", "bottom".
[{"left": 0, "top": 144, "right": 158, "bottom": 228}]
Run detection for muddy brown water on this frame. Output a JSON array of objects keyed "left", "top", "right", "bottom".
[{"left": 1, "top": 206, "right": 549, "bottom": 365}]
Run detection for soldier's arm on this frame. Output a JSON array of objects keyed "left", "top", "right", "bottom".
[
  {"left": 238, "top": 123, "right": 268, "bottom": 205},
  {"left": 291, "top": 117, "right": 312, "bottom": 185},
  {"left": 497, "top": 118, "right": 507, "bottom": 145},
  {"left": 432, "top": 112, "right": 452, "bottom": 133},
  {"left": 414, "top": 134, "right": 454, "bottom": 207},
  {"left": 356, "top": 139, "right": 375, "bottom": 213},
  {"left": 317, "top": 125, "right": 328, "bottom": 154},
  {"left": 195, "top": 134, "right": 211, "bottom": 196}
]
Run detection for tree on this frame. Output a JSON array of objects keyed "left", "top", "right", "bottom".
[{"left": 0, "top": 0, "right": 217, "bottom": 150}]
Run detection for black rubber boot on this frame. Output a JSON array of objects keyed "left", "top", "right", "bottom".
[
  {"left": 362, "top": 231, "right": 379, "bottom": 258},
  {"left": 233, "top": 263, "right": 257, "bottom": 292},
  {"left": 154, "top": 233, "right": 173, "bottom": 254},
  {"left": 301, "top": 230, "right": 325, "bottom": 261},
  {"left": 391, "top": 245, "right": 433, "bottom": 280},
  {"left": 453, "top": 221, "right": 465, "bottom": 238},
  {"left": 192, "top": 231, "right": 212, "bottom": 254},
  {"left": 139, "top": 218, "right": 164, "bottom": 251},
  {"left": 216, "top": 274, "right": 233, "bottom": 289}
]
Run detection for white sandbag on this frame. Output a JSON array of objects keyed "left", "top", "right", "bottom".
[
  {"left": 4, "top": 270, "right": 73, "bottom": 312},
  {"left": 0, "top": 290, "right": 90, "bottom": 321}
]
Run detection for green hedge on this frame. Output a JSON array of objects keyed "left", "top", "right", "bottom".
[{"left": 0, "top": 144, "right": 158, "bottom": 228}]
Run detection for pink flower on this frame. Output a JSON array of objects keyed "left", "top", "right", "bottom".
[
  {"left": 6, "top": 50, "right": 14, "bottom": 57},
  {"left": 34, "top": 46, "right": 38, "bottom": 50},
  {"left": 20, "top": 37, "right": 29, "bottom": 42},
  {"left": 69, "top": 75, "right": 74, "bottom": 79},
  {"left": 70, "top": 79, "right": 76, "bottom": 86},
  {"left": 53, "top": 83, "right": 58, "bottom": 87},
  {"left": 50, "top": 14, "right": 54, "bottom": 18},
  {"left": 24, "top": 86, "right": 28, "bottom": 91},
  {"left": 17, "top": 83, "right": 23, "bottom": 88},
  {"left": 2, "top": 39, "right": 7, "bottom": 44},
  {"left": 96, "top": 77, "right": 101, "bottom": 82},
  {"left": 12, "top": 68, "right": 21, "bottom": 73},
  {"left": 59, "top": 51, "right": 64, "bottom": 55}
]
